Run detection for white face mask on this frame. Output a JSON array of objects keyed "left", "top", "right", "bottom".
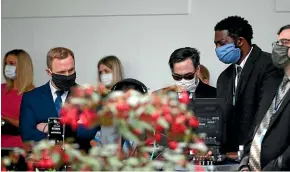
[
  {"left": 175, "top": 75, "right": 199, "bottom": 92},
  {"left": 5, "top": 65, "right": 16, "bottom": 79},
  {"left": 100, "top": 73, "right": 113, "bottom": 86}
]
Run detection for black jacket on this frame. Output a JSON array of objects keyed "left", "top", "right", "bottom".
[
  {"left": 239, "top": 71, "right": 290, "bottom": 171},
  {"left": 217, "top": 44, "right": 278, "bottom": 153}
]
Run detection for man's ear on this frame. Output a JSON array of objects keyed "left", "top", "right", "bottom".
[
  {"left": 237, "top": 37, "right": 245, "bottom": 47},
  {"left": 196, "top": 65, "right": 201, "bottom": 74},
  {"left": 46, "top": 68, "right": 52, "bottom": 77}
]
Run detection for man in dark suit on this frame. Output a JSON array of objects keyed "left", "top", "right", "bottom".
[
  {"left": 239, "top": 24, "right": 290, "bottom": 171},
  {"left": 19, "top": 47, "right": 98, "bottom": 149},
  {"left": 153, "top": 47, "right": 216, "bottom": 98},
  {"left": 214, "top": 16, "right": 278, "bottom": 156}
]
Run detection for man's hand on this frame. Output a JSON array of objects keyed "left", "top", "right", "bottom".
[{"left": 37, "top": 123, "right": 48, "bottom": 133}]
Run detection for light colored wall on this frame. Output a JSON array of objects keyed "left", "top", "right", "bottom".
[{"left": 1, "top": 0, "right": 290, "bottom": 92}]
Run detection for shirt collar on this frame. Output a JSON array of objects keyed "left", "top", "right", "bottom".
[
  {"left": 236, "top": 46, "right": 253, "bottom": 69},
  {"left": 49, "top": 80, "right": 68, "bottom": 95}
]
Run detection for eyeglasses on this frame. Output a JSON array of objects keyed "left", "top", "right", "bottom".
[
  {"left": 272, "top": 39, "right": 290, "bottom": 47},
  {"left": 172, "top": 72, "right": 195, "bottom": 81}
]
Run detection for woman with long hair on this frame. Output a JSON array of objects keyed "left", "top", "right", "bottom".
[
  {"left": 1, "top": 49, "right": 35, "bottom": 148},
  {"left": 97, "top": 55, "right": 124, "bottom": 89}
]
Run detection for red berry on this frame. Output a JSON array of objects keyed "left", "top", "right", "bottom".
[
  {"left": 85, "top": 87, "right": 95, "bottom": 95},
  {"left": 45, "top": 159, "right": 54, "bottom": 168},
  {"left": 164, "top": 114, "right": 172, "bottom": 123},
  {"left": 145, "top": 138, "right": 154, "bottom": 146},
  {"left": 155, "top": 125, "right": 164, "bottom": 133},
  {"left": 151, "top": 112, "right": 160, "bottom": 121},
  {"left": 168, "top": 141, "right": 178, "bottom": 150},
  {"left": 161, "top": 105, "right": 171, "bottom": 115},
  {"left": 189, "top": 116, "right": 199, "bottom": 128},
  {"left": 133, "top": 129, "right": 142, "bottom": 135},
  {"left": 154, "top": 133, "right": 162, "bottom": 142},
  {"left": 179, "top": 91, "right": 190, "bottom": 104},
  {"left": 116, "top": 103, "right": 130, "bottom": 111}
]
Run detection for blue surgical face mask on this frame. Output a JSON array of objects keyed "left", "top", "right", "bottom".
[
  {"left": 5, "top": 65, "right": 16, "bottom": 79},
  {"left": 215, "top": 43, "right": 241, "bottom": 64}
]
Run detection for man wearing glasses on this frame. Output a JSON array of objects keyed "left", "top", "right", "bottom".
[
  {"left": 213, "top": 16, "right": 278, "bottom": 158},
  {"left": 239, "top": 24, "right": 290, "bottom": 171},
  {"left": 153, "top": 47, "right": 216, "bottom": 98}
]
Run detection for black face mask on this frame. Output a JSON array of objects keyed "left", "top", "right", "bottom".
[{"left": 51, "top": 72, "right": 76, "bottom": 91}]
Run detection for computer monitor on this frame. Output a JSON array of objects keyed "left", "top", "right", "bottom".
[{"left": 188, "top": 98, "right": 224, "bottom": 146}]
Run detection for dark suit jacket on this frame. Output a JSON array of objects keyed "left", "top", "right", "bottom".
[
  {"left": 239, "top": 72, "right": 290, "bottom": 171},
  {"left": 19, "top": 82, "right": 98, "bottom": 150},
  {"left": 153, "top": 80, "right": 216, "bottom": 98},
  {"left": 217, "top": 44, "right": 278, "bottom": 153}
]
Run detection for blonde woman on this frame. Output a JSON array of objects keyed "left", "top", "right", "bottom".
[
  {"left": 97, "top": 55, "right": 124, "bottom": 89},
  {"left": 1, "top": 49, "right": 34, "bottom": 148},
  {"left": 91, "top": 56, "right": 124, "bottom": 147}
]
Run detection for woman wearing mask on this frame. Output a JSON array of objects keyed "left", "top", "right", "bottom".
[
  {"left": 1, "top": 49, "right": 34, "bottom": 148},
  {"left": 97, "top": 55, "right": 124, "bottom": 89}
]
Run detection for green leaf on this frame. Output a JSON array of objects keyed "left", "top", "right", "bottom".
[
  {"left": 135, "top": 106, "right": 145, "bottom": 116},
  {"left": 51, "top": 153, "right": 61, "bottom": 164},
  {"left": 157, "top": 117, "right": 169, "bottom": 129},
  {"left": 145, "top": 105, "right": 156, "bottom": 114},
  {"left": 125, "top": 157, "right": 139, "bottom": 166},
  {"left": 127, "top": 95, "right": 139, "bottom": 107},
  {"left": 70, "top": 97, "right": 87, "bottom": 105},
  {"left": 119, "top": 121, "right": 139, "bottom": 142},
  {"left": 99, "top": 144, "right": 118, "bottom": 157},
  {"left": 91, "top": 92, "right": 101, "bottom": 102},
  {"left": 83, "top": 157, "right": 101, "bottom": 171},
  {"left": 136, "top": 120, "right": 154, "bottom": 131},
  {"left": 89, "top": 146, "right": 101, "bottom": 156},
  {"left": 108, "top": 156, "right": 123, "bottom": 170}
]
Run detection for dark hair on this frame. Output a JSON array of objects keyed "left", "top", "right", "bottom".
[
  {"left": 214, "top": 16, "right": 253, "bottom": 44},
  {"left": 168, "top": 47, "right": 200, "bottom": 71},
  {"left": 278, "top": 24, "right": 290, "bottom": 35},
  {"left": 111, "top": 78, "right": 148, "bottom": 94}
]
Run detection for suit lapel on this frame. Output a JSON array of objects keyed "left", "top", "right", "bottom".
[
  {"left": 267, "top": 90, "right": 290, "bottom": 131},
  {"left": 42, "top": 82, "right": 58, "bottom": 117},
  {"left": 224, "top": 65, "right": 235, "bottom": 104},
  {"left": 236, "top": 45, "right": 261, "bottom": 101}
]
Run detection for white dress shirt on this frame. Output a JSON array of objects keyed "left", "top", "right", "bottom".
[
  {"left": 49, "top": 81, "right": 69, "bottom": 104},
  {"left": 234, "top": 47, "right": 253, "bottom": 88}
]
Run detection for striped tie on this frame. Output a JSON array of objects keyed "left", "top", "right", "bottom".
[{"left": 249, "top": 76, "right": 289, "bottom": 171}]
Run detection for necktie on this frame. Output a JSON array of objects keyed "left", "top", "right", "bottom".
[
  {"left": 55, "top": 90, "right": 64, "bottom": 115},
  {"left": 236, "top": 66, "right": 242, "bottom": 84},
  {"left": 233, "top": 66, "right": 242, "bottom": 105},
  {"left": 249, "top": 76, "right": 290, "bottom": 171}
]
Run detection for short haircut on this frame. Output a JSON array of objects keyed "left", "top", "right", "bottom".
[
  {"left": 277, "top": 24, "right": 290, "bottom": 35},
  {"left": 3, "top": 49, "right": 34, "bottom": 94},
  {"left": 98, "top": 55, "right": 124, "bottom": 86},
  {"left": 168, "top": 47, "right": 200, "bottom": 71},
  {"left": 46, "top": 47, "right": 74, "bottom": 69},
  {"left": 199, "top": 64, "right": 210, "bottom": 80},
  {"left": 214, "top": 16, "right": 253, "bottom": 45}
]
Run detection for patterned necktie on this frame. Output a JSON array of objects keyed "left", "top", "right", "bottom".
[
  {"left": 55, "top": 90, "right": 64, "bottom": 115},
  {"left": 249, "top": 76, "right": 290, "bottom": 171}
]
